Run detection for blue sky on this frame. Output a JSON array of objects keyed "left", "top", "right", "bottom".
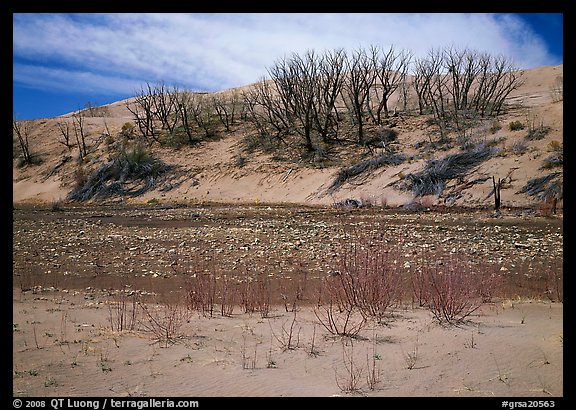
[{"left": 13, "top": 13, "right": 563, "bottom": 120}]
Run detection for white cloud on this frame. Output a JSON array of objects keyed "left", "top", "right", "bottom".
[
  {"left": 13, "top": 63, "right": 144, "bottom": 95},
  {"left": 13, "top": 13, "right": 562, "bottom": 96}
]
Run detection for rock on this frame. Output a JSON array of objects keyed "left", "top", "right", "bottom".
[{"left": 514, "top": 242, "right": 531, "bottom": 249}]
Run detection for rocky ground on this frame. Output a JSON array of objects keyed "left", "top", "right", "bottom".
[{"left": 13, "top": 202, "right": 563, "bottom": 304}]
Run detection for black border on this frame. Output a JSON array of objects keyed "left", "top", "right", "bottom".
[{"left": 8, "top": 4, "right": 570, "bottom": 408}]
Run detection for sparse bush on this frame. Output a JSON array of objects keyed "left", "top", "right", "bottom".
[
  {"left": 525, "top": 125, "right": 551, "bottom": 141},
  {"left": 121, "top": 122, "right": 135, "bottom": 138},
  {"left": 509, "top": 121, "right": 525, "bottom": 131},
  {"left": 108, "top": 289, "right": 139, "bottom": 331},
  {"left": 365, "top": 127, "right": 399, "bottom": 151},
  {"left": 218, "top": 275, "right": 236, "bottom": 317},
  {"left": 50, "top": 199, "right": 64, "bottom": 212},
  {"left": 547, "top": 140, "right": 562, "bottom": 152},
  {"left": 509, "top": 139, "right": 529, "bottom": 155},
  {"left": 485, "top": 136, "right": 506, "bottom": 148},
  {"left": 335, "top": 339, "right": 364, "bottom": 393},
  {"left": 314, "top": 227, "right": 403, "bottom": 335},
  {"left": 456, "top": 134, "right": 475, "bottom": 151},
  {"left": 164, "top": 129, "right": 191, "bottom": 149},
  {"left": 403, "top": 337, "right": 420, "bottom": 370},
  {"left": 411, "top": 248, "right": 497, "bottom": 324},
  {"left": 186, "top": 271, "right": 216, "bottom": 317},
  {"left": 339, "top": 241, "right": 403, "bottom": 322},
  {"left": 518, "top": 172, "right": 562, "bottom": 202},
  {"left": 269, "top": 310, "right": 301, "bottom": 351},
  {"left": 313, "top": 275, "right": 367, "bottom": 338},
  {"left": 234, "top": 154, "right": 247, "bottom": 168},
  {"left": 73, "top": 165, "right": 88, "bottom": 190},
  {"left": 489, "top": 120, "right": 502, "bottom": 134},
  {"left": 540, "top": 144, "right": 562, "bottom": 171},
  {"left": 550, "top": 76, "right": 563, "bottom": 102},
  {"left": 105, "top": 134, "right": 115, "bottom": 146},
  {"left": 541, "top": 152, "right": 563, "bottom": 169}
]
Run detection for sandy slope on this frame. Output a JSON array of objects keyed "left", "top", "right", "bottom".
[{"left": 12, "top": 65, "right": 563, "bottom": 209}]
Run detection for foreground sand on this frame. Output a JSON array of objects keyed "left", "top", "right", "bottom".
[{"left": 13, "top": 288, "right": 562, "bottom": 398}]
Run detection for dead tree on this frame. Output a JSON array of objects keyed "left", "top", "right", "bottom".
[
  {"left": 212, "top": 92, "right": 239, "bottom": 132},
  {"left": 343, "top": 47, "right": 376, "bottom": 145},
  {"left": 72, "top": 111, "right": 88, "bottom": 160},
  {"left": 268, "top": 51, "right": 319, "bottom": 152},
  {"left": 313, "top": 48, "right": 346, "bottom": 143},
  {"left": 56, "top": 120, "right": 73, "bottom": 149},
  {"left": 492, "top": 176, "right": 502, "bottom": 213},
  {"left": 13, "top": 117, "right": 33, "bottom": 164},
  {"left": 244, "top": 78, "right": 291, "bottom": 144},
  {"left": 471, "top": 54, "right": 524, "bottom": 117},
  {"left": 412, "top": 58, "right": 433, "bottom": 115},
  {"left": 368, "top": 45, "right": 412, "bottom": 124},
  {"left": 126, "top": 83, "right": 160, "bottom": 143},
  {"left": 175, "top": 91, "right": 196, "bottom": 145},
  {"left": 150, "top": 82, "right": 180, "bottom": 134}
]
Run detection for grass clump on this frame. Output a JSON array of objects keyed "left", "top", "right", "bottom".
[
  {"left": 400, "top": 146, "right": 496, "bottom": 197},
  {"left": 509, "top": 121, "right": 525, "bottom": 131},
  {"left": 525, "top": 125, "right": 552, "bottom": 141},
  {"left": 328, "top": 153, "right": 408, "bottom": 193},
  {"left": 67, "top": 143, "right": 171, "bottom": 201},
  {"left": 518, "top": 172, "right": 562, "bottom": 201}
]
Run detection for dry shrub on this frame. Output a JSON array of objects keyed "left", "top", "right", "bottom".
[
  {"left": 218, "top": 274, "right": 236, "bottom": 317},
  {"left": 268, "top": 310, "right": 301, "bottom": 351},
  {"left": 108, "top": 288, "right": 140, "bottom": 331},
  {"left": 335, "top": 338, "right": 364, "bottom": 393},
  {"left": 337, "top": 229, "right": 403, "bottom": 322},
  {"left": 237, "top": 270, "right": 272, "bottom": 318},
  {"left": 314, "top": 275, "right": 367, "bottom": 338},
  {"left": 314, "top": 227, "right": 403, "bottom": 335},
  {"left": 186, "top": 271, "right": 217, "bottom": 317},
  {"left": 138, "top": 300, "right": 189, "bottom": 347},
  {"left": 422, "top": 254, "right": 485, "bottom": 324}
]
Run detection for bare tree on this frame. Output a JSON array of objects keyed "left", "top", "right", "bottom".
[
  {"left": 212, "top": 92, "right": 239, "bottom": 132},
  {"left": 13, "top": 117, "right": 33, "bottom": 164},
  {"left": 368, "top": 45, "right": 412, "bottom": 124},
  {"left": 471, "top": 53, "right": 524, "bottom": 117},
  {"left": 443, "top": 47, "right": 482, "bottom": 131},
  {"left": 313, "top": 48, "right": 346, "bottom": 143},
  {"left": 188, "top": 93, "right": 217, "bottom": 138},
  {"left": 126, "top": 83, "right": 160, "bottom": 143},
  {"left": 150, "top": 82, "right": 180, "bottom": 134},
  {"left": 413, "top": 50, "right": 449, "bottom": 140},
  {"left": 412, "top": 58, "right": 433, "bottom": 115},
  {"left": 413, "top": 48, "right": 524, "bottom": 141},
  {"left": 343, "top": 47, "right": 376, "bottom": 145},
  {"left": 426, "top": 49, "right": 450, "bottom": 139},
  {"left": 56, "top": 120, "right": 73, "bottom": 149},
  {"left": 244, "top": 79, "right": 291, "bottom": 145},
  {"left": 268, "top": 50, "right": 319, "bottom": 152},
  {"left": 486, "top": 55, "right": 524, "bottom": 116},
  {"left": 175, "top": 91, "right": 196, "bottom": 145},
  {"left": 72, "top": 110, "right": 88, "bottom": 159}
]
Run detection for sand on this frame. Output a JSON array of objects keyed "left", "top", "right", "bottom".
[{"left": 12, "top": 288, "right": 562, "bottom": 398}]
